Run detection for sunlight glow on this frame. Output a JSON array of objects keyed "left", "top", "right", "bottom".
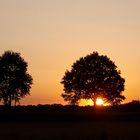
[
  {"left": 96, "top": 98, "right": 104, "bottom": 106},
  {"left": 88, "top": 99, "right": 94, "bottom": 106},
  {"left": 79, "top": 99, "right": 93, "bottom": 106}
]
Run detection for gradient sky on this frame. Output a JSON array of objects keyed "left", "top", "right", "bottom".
[{"left": 0, "top": 0, "right": 140, "bottom": 105}]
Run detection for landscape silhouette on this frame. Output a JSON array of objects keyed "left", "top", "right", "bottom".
[
  {"left": 1, "top": 1, "right": 140, "bottom": 139},
  {"left": 0, "top": 50, "right": 140, "bottom": 140}
]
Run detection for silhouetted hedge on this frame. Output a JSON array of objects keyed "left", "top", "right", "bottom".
[{"left": 0, "top": 102, "right": 140, "bottom": 122}]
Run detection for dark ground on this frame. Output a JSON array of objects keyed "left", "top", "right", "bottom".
[
  {"left": 0, "top": 104, "right": 140, "bottom": 140},
  {"left": 1, "top": 121, "right": 140, "bottom": 140}
]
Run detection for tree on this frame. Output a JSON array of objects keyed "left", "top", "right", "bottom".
[
  {"left": 61, "top": 52, "right": 125, "bottom": 106},
  {"left": 0, "top": 51, "right": 33, "bottom": 106}
]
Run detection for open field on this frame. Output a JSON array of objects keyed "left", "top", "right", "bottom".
[
  {"left": 0, "top": 105, "right": 140, "bottom": 140},
  {"left": 0, "top": 121, "right": 140, "bottom": 140}
]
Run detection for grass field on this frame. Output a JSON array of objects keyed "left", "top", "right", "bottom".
[
  {"left": 0, "top": 105, "right": 140, "bottom": 140},
  {"left": 0, "top": 121, "right": 140, "bottom": 140}
]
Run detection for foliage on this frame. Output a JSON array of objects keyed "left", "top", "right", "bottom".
[
  {"left": 0, "top": 51, "right": 33, "bottom": 106},
  {"left": 61, "top": 52, "right": 125, "bottom": 106}
]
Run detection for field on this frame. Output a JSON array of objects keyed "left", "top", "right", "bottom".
[
  {"left": 0, "top": 105, "right": 140, "bottom": 140},
  {"left": 0, "top": 121, "right": 140, "bottom": 140}
]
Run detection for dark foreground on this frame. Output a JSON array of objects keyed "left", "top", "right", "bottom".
[
  {"left": 0, "top": 121, "right": 140, "bottom": 140},
  {"left": 0, "top": 104, "right": 140, "bottom": 140}
]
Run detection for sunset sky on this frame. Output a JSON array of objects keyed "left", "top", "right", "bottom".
[{"left": 0, "top": 0, "right": 140, "bottom": 105}]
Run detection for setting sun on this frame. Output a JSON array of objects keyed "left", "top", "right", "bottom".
[
  {"left": 96, "top": 98, "right": 104, "bottom": 106},
  {"left": 1, "top": 0, "right": 140, "bottom": 106},
  {"left": 80, "top": 99, "right": 106, "bottom": 106}
]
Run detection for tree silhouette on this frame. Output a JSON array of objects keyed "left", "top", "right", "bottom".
[
  {"left": 61, "top": 52, "right": 125, "bottom": 106},
  {"left": 0, "top": 51, "right": 33, "bottom": 106}
]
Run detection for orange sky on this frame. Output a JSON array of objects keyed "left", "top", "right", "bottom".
[{"left": 0, "top": 0, "right": 140, "bottom": 105}]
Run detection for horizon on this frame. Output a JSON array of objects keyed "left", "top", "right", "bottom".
[{"left": 0, "top": 0, "right": 140, "bottom": 105}]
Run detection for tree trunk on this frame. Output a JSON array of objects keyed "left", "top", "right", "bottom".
[
  {"left": 15, "top": 100, "right": 16, "bottom": 106},
  {"left": 93, "top": 97, "right": 97, "bottom": 109},
  {"left": 8, "top": 95, "right": 12, "bottom": 107}
]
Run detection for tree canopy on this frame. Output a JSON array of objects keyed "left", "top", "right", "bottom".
[
  {"left": 61, "top": 52, "right": 125, "bottom": 106},
  {"left": 0, "top": 51, "right": 33, "bottom": 106}
]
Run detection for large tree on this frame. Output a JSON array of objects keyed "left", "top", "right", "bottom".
[
  {"left": 61, "top": 52, "right": 125, "bottom": 106},
  {"left": 0, "top": 51, "right": 33, "bottom": 106}
]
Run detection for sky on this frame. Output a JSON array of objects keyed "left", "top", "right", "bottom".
[{"left": 0, "top": 0, "right": 140, "bottom": 105}]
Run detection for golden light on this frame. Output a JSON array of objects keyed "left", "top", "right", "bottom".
[
  {"left": 79, "top": 98, "right": 110, "bottom": 106},
  {"left": 88, "top": 99, "right": 94, "bottom": 106},
  {"left": 96, "top": 98, "right": 104, "bottom": 106},
  {"left": 79, "top": 99, "right": 93, "bottom": 106}
]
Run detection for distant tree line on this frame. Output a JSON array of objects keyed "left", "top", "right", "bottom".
[{"left": 0, "top": 100, "right": 140, "bottom": 113}]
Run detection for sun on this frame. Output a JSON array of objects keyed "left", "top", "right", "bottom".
[
  {"left": 96, "top": 98, "right": 104, "bottom": 106},
  {"left": 79, "top": 98, "right": 108, "bottom": 106}
]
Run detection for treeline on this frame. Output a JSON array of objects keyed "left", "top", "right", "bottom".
[
  {"left": 0, "top": 100, "right": 140, "bottom": 113},
  {"left": 0, "top": 101, "right": 140, "bottom": 122}
]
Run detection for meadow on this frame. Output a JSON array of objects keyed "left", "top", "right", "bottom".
[
  {"left": 0, "top": 121, "right": 140, "bottom": 140},
  {"left": 0, "top": 105, "right": 140, "bottom": 140}
]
